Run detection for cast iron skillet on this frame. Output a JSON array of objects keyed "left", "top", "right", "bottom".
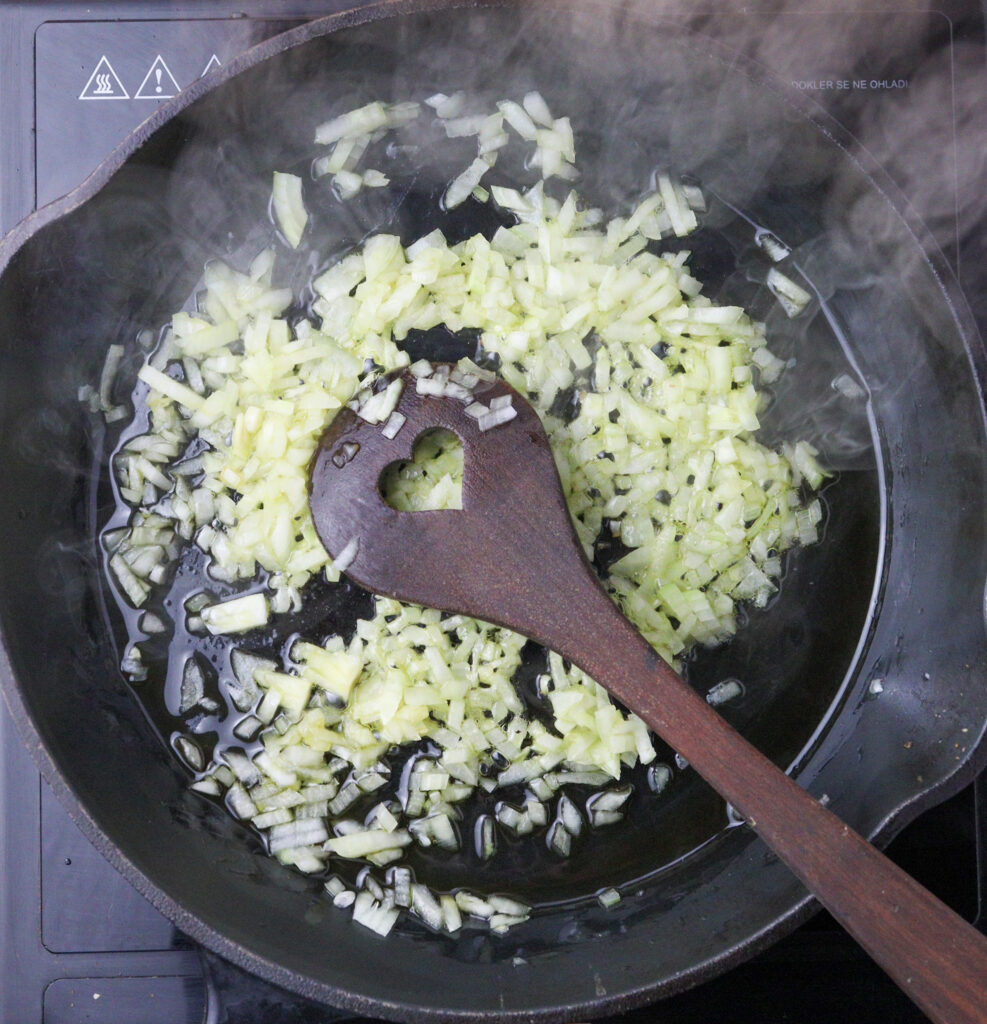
[{"left": 1, "top": 2, "right": 986, "bottom": 1019}]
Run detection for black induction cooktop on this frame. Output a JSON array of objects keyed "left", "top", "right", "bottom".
[{"left": 1, "top": 3, "right": 985, "bottom": 1022}]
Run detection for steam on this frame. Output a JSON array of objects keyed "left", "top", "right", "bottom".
[
  {"left": 832, "top": 39, "right": 987, "bottom": 267},
  {"left": 144, "top": 0, "right": 982, "bottom": 480}
]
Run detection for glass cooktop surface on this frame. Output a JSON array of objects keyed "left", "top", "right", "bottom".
[{"left": 0, "top": 3, "right": 984, "bottom": 1022}]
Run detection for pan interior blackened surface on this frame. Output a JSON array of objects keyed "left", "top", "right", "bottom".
[{"left": 0, "top": 4, "right": 984, "bottom": 1020}]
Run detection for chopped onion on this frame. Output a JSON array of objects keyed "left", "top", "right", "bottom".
[
  {"left": 381, "top": 411, "right": 406, "bottom": 439},
  {"left": 357, "top": 378, "right": 403, "bottom": 423},
  {"left": 444, "top": 157, "right": 493, "bottom": 210},
  {"left": 201, "top": 593, "right": 269, "bottom": 635},
  {"left": 498, "top": 99, "right": 538, "bottom": 141},
  {"left": 832, "top": 373, "right": 866, "bottom": 399},
  {"left": 180, "top": 657, "right": 207, "bottom": 713},
  {"left": 706, "top": 678, "right": 743, "bottom": 706},
  {"left": 173, "top": 735, "right": 204, "bottom": 771},
  {"left": 326, "top": 829, "right": 411, "bottom": 859},
  {"left": 233, "top": 715, "right": 263, "bottom": 741},
  {"left": 271, "top": 172, "right": 307, "bottom": 248},
  {"left": 455, "top": 890, "right": 494, "bottom": 919},
  {"left": 522, "top": 90, "right": 554, "bottom": 127},
  {"left": 766, "top": 267, "right": 812, "bottom": 318},
  {"left": 410, "top": 883, "right": 444, "bottom": 931},
  {"left": 755, "top": 229, "right": 791, "bottom": 262},
  {"left": 137, "top": 364, "right": 205, "bottom": 411},
  {"left": 547, "top": 820, "right": 571, "bottom": 857},
  {"left": 352, "top": 890, "right": 400, "bottom": 936},
  {"left": 597, "top": 887, "right": 621, "bottom": 908},
  {"left": 332, "top": 537, "right": 359, "bottom": 575},
  {"left": 477, "top": 405, "right": 517, "bottom": 431},
  {"left": 425, "top": 91, "right": 466, "bottom": 118},
  {"left": 103, "top": 84, "right": 829, "bottom": 942},
  {"left": 269, "top": 818, "right": 330, "bottom": 853}
]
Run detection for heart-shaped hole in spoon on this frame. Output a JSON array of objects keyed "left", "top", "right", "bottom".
[{"left": 378, "top": 427, "right": 464, "bottom": 512}]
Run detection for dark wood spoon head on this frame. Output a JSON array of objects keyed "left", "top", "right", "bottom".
[{"left": 308, "top": 363, "right": 593, "bottom": 636}]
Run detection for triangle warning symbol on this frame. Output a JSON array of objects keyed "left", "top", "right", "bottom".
[
  {"left": 79, "top": 56, "right": 129, "bottom": 100},
  {"left": 200, "top": 54, "right": 222, "bottom": 77},
  {"left": 135, "top": 55, "right": 181, "bottom": 100}
]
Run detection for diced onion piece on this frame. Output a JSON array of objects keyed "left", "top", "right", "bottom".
[
  {"left": 358, "top": 378, "right": 404, "bottom": 424},
  {"left": 333, "top": 170, "right": 364, "bottom": 200},
  {"left": 425, "top": 91, "right": 466, "bottom": 118},
  {"left": 497, "top": 100, "right": 538, "bottom": 140},
  {"left": 755, "top": 229, "right": 790, "bottom": 262},
  {"left": 416, "top": 376, "right": 446, "bottom": 396},
  {"left": 706, "top": 678, "right": 743, "bottom": 706},
  {"left": 522, "top": 90, "right": 554, "bottom": 126},
  {"left": 137, "top": 364, "right": 205, "bottom": 411},
  {"left": 681, "top": 183, "right": 707, "bottom": 212},
  {"left": 597, "top": 887, "right": 622, "bottom": 908},
  {"left": 456, "top": 890, "right": 494, "bottom": 918},
  {"left": 315, "top": 102, "right": 390, "bottom": 145},
  {"left": 173, "top": 735, "right": 204, "bottom": 771},
  {"left": 110, "top": 554, "right": 150, "bottom": 606},
  {"left": 201, "top": 593, "right": 269, "bottom": 635},
  {"left": 457, "top": 357, "right": 496, "bottom": 382},
  {"left": 832, "top": 373, "right": 866, "bottom": 399},
  {"left": 442, "top": 114, "right": 488, "bottom": 137},
  {"left": 477, "top": 405, "right": 517, "bottom": 431},
  {"left": 180, "top": 657, "right": 207, "bottom": 713},
  {"left": 226, "top": 783, "right": 258, "bottom": 820},
  {"left": 98, "top": 344, "right": 125, "bottom": 411},
  {"left": 269, "top": 819, "right": 330, "bottom": 852},
  {"left": 271, "top": 172, "right": 308, "bottom": 249},
  {"left": 381, "top": 411, "right": 406, "bottom": 439},
  {"left": 547, "top": 820, "right": 571, "bottom": 857},
  {"left": 648, "top": 763, "right": 672, "bottom": 794},
  {"left": 444, "top": 157, "right": 492, "bottom": 210},
  {"left": 333, "top": 537, "right": 359, "bottom": 574},
  {"left": 557, "top": 793, "right": 583, "bottom": 836},
  {"left": 657, "top": 173, "right": 698, "bottom": 237},
  {"left": 326, "top": 829, "right": 412, "bottom": 859},
  {"left": 294, "top": 642, "right": 362, "bottom": 702},
  {"left": 766, "top": 267, "right": 812, "bottom": 317},
  {"left": 352, "top": 891, "right": 400, "bottom": 936},
  {"left": 233, "top": 715, "right": 263, "bottom": 741},
  {"left": 411, "top": 883, "right": 444, "bottom": 931},
  {"left": 228, "top": 649, "right": 272, "bottom": 711}
]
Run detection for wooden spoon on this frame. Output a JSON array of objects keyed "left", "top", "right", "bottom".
[{"left": 309, "top": 363, "right": 987, "bottom": 1024}]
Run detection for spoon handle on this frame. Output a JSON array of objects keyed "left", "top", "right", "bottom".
[
  {"left": 309, "top": 367, "right": 987, "bottom": 1021},
  {"left": 545, "top": 578, "right": 987, "bottom": 1024}
]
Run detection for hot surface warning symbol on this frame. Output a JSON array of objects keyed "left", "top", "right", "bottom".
[
  {"left": 135, "top": 55, "right": 181, "bottom": 100},
  {"left": 79, "top": 56, "right": 129, "bottom": 100}
]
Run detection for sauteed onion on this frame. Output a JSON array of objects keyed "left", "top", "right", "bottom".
[{"left": 101, "top": 90, "right": 824, "bottom": 936}]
